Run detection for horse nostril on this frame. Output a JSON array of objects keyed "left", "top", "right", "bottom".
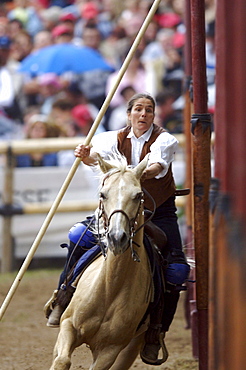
[{"left": 108, "top": 230, "right": 128, "bottom": 250}]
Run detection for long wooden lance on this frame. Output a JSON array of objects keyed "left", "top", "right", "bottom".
[{"left": 0, "top": 0, "right": 162, "bottom": 321}]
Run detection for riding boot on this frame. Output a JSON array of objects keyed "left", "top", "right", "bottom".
[
  {"left": 43, "top": 289, "right": 58, "bottom": 319},
  {"left": 47, "top": 304, "right": 64, "bottom": 327},
  {"left": 46, "top": 285, "right": 76, "bottom": 328}
]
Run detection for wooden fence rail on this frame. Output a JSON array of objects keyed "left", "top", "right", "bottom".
[{"left": 0, "top": 135, "right": 187, "bottom": 273}]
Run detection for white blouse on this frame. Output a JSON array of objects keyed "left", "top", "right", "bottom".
[{"left": 91, "top": 125, "right": 178, "bottom": 179}]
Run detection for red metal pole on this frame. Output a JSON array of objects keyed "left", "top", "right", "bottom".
[
  {"left": 215, "top": 0, "right": 246, "bottom": 225},
  {"left": 184, "top": 0, "right": 193, "bottom": 229},
  {"left": 190, "top": 1, "right": 212, "bottom": 369},
  {"left": 183, "top": 0, "right": 199, "bottom": 360},
  {"left": 212, "top": 1, "right": 246, "bottom": 369}
]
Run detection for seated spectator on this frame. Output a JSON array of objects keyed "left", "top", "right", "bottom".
[
  {"left": 107, "top": 85, "right": 136, "bottom": 131},
  {"left": 0, "top": 35, "right": 15, "bottom": 115},
  {"left": 40, "top": 6, "right": 62, "bottom": 32},
  {"left": 63, "top": 82, "right": 108, "bottom": 130},
  {"left": 74, "top": 2, "right": 113, "bottom": 42},
  {"left": 7, "top": 18, "right": 24, "bottom": 39},
  {"left": 106, "top": 49, "right": 153, "bottom": 109},
  {"left": 22, "top": 73, "right": 67, "bottom": 115},
  {"left": 205, "top": 20, "right": 216, "bottom": 85},
  {"left": 15, "top": 114, "right": 61, "bottom": 167},
  {"left": 7, "top": 0, "right": 43, "bottom": 37},
  {"left": 155, "top": 90, "right": 183, "bottom": 133},
  {"left": 51, "top": 23, "right": 74, "bottom": 44},
  {"left": 71, "top": 104, "right": 105, "bottom": 136},
  {"left": 141, "top": 27, "right": 183, "bottom": 96},
  {"left": 32, "top": 30, "right": 53, "bottom": 52},
  {"left": 75, "top": 24, "right": 114, "bottom": 110},
  {"left": 58, "top": 11, "right": 78, "bottom": 41},
  {"left": 10, "top": 30, "right": 33, "bottom": 62},
  {"left": 0, "top": 34, "right": 25, "bottom": 130},
  {"left": 38, "top": 73, "right": 65, "bottom": 115}
]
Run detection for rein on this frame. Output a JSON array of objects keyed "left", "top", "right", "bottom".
[{"left": 134, "top": 187, "right": 157, "bottom": 233}]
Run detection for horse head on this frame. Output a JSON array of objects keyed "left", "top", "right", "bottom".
[{"left": 97, "top": 153, "right": 149, "bottom": 256}]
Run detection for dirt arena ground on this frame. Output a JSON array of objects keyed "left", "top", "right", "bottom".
[{"left": 0, "top": 269, "right": 198, "bottom": 370}]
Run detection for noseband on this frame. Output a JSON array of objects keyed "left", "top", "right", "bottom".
[{"left": 99, "top": 200, "right": 142, "bottom": 231}]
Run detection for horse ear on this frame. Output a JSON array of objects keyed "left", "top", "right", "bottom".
[
  {"left": 133, "top": 153, "right": 150, "bottom": 180},
  {"left": 96, "top": 153, "right": 116, "bottom": 173}
]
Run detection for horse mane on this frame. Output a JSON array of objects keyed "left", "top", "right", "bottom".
[{"left": 97, "top": 150, "right": 132, "bottom": 183}]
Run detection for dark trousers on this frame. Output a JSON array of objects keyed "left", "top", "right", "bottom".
[
  {"left": 148, "top": 196, "right": 182, "bottom": 332},
  {"left": 150, "top": 196, "right": 183, "bottom": 255}
]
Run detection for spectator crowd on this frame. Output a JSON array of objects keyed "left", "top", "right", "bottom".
[{"left": 0, "top": 0, "right": 216, "bottom": 167}]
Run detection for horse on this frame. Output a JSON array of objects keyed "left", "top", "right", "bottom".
[{"left": 49, "top": 153, "right": 155, "bottom": 370}]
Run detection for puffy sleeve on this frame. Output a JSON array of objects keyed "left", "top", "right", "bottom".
[
  {"left": 91, "top": 131, "right": 119, "bottom": 159},
  {"left": 148, "top": 132, "right": 178, "bottom": 178}
]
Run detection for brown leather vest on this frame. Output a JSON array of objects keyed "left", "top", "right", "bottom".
[{"left": 117, "top": 124, "right": 176, "bottom": 210}]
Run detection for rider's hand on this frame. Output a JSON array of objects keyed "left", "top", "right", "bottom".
[
  {"left": 74, "top": 144, "right": 91, "bottom": 159},
  {"left": 141, "top": 163, "right": 163, "bottom": 181}
]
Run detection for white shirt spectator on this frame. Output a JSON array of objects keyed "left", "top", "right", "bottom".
[{"left": 0, "top": 67, "right": 15, "bottom": 109}]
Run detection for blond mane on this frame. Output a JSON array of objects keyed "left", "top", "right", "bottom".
[{"left": 97, "top": 150, "right": 132, "bottom": 184}]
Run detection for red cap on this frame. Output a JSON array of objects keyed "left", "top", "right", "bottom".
[
  {"left": 81, "top": 2, "right": 99, "bottom": 20},
  {"left": 158, "top": 13, "right": 181, "bottom": 28},
  {"left": 72, "top": 105, "right": 93, "bottom": 127},
  {"left": 60, "top": 13, "right": 77, "bottom": 22},
  {"left": 52, "top": 24, "right": 73, "bottom": 38}
]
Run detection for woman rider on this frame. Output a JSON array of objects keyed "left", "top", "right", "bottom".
[{"left": 46, "top": 93, "right": 190, "bottom": 365}]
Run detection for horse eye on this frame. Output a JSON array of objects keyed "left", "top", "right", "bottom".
[
  {"left": 99, "top": 192, "right": 106, "bottom": 200},
  {"left": 135, "top": 192, "right": 143, "bottom": 201}
]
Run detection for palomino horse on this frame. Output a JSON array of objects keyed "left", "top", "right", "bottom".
[{"left": 50, "top": 153, "right": 154, "bottom": 370}]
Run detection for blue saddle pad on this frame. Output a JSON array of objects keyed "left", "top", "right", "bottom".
[{"left": 71, "top": 245, "right": 101, "bottom": 282}]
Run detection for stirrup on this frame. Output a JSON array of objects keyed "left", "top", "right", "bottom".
[
  {"left": 141, "top": 332, "right": 168, "bottom": 366},
  {"left": 158, "top": 332, "right": 169, "bottom": 365},
  {"left": 43, "top": 289, "right": 58, "bottom": 319}
]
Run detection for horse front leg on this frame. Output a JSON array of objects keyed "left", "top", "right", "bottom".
[
  {"left": 89, "top": 345, "right": 126, "bottom": 370},
  {"left": 110, "top": 332, "right": 145, "bottom": 370},
  {"left": 50, "top": 319, "right": 78, "bottom": 370}
]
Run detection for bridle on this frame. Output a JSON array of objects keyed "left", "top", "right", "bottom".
[{"left": 97, "top": 172, "right": 156, "bottom": 261}]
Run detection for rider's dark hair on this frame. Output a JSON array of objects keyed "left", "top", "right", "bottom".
[{"left": 126, "top": 93, "right": 156, "bottom": 113}]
